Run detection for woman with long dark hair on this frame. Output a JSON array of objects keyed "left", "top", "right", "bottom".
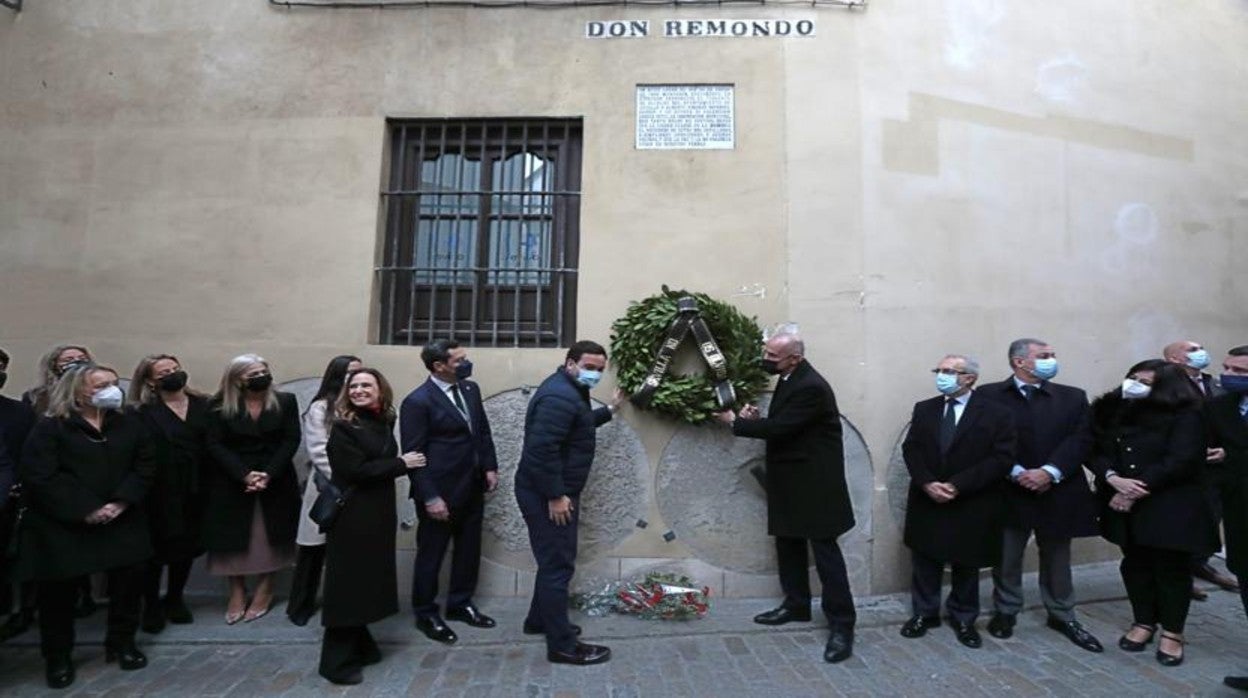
[
  {"left": 287, "top": 354, "right": 361, "bottom": 627},
  {"left": 17, "top": 364, "right": 155, "bottom": 688},
  {"left": 319, "top": 367, "right": 424, "bottom": 685},
  {"left": 1090, "top": 359, "right": 1217, "bottom": 667},
  {"left": 128, "top": 354, "right": 211, "bottom": 632},
  {"left": 203, "top": 354, "right": 301, "bottom": 624}
]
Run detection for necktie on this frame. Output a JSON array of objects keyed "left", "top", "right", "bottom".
[
  {"left": 1240, "top": 398, "right": 1248, "bottom": 421},
  {"left": 940, "top": 399, "right": 957, "bottom": 453},
  {"left": 1021, "top": 384, "right": 1036, "bottom": 400},
  {"left": 449, "top": 384, "right": 468, "bottom": 418}
]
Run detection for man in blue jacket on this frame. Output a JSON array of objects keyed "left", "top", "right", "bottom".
[
  {"left": 400, "top": 340, "right": 499, "bottom": 645},
  {"left": 515, "top": 340, "right": 621, "bottom": 666}
]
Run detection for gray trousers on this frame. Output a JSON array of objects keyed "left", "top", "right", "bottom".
[{"left": 991, "top": 526, "right": 1076, "bottom": 621}]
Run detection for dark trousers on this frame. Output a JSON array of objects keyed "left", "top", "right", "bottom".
[
  {"left": 910, "top": 549, "right": 980, "bottom": 624},
  {"left": 318, "top": 625, "right": 380, "bottom": 681},
  {"left": 144, "top": 557, "right": 194, "bottom": 606},
  {"left": 411, "top": 492, "right": 483, "bottom": 617},
  {"left": 1120, "top": 544, "right": 1193, "bottom": 633},
  {"left": 992, "top": 527, "right": 1076, "bottom": 621},
  {"left": 775, "top": 536, "right": 856, "bottom": 630},
  {"left": 38, "top": 564, "right": 143, "bottom": 659},
  {"left": 516, "top": 485, "right": 578, "bottom": 654},
  {"left": 288, "top": 544, "right": 326, "bottom": 619}
]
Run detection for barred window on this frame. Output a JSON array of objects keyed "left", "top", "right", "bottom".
[{"left": 377, "top": 119, "right": 582, "bottom": 347}]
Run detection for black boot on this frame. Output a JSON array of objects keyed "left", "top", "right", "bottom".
[{"left": 45, "top": 654, "right": 75, "bottom": 689}]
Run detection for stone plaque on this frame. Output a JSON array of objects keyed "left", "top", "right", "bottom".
[{"left": 636, "top": 84, "right": 735, "bottom": 150}]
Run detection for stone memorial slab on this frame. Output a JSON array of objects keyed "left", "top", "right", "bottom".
[{"left": 636, "top": 84, "right": 734, "bottom": 150}]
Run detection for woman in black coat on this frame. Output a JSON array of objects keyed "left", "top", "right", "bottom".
[
  {"left": 128, "top": 354, "right": 211, "bottom": 632},
  {"left": 203, "top": 354, "right": 301, "bottom": 624},
  {"left": 1089, "top": 360, "right": 1217, "bottom": 667},
  {"left": 319, "top": 367, "right": 424, "bottom": 685},
  {"left": 17, "top": 364, "right": 156, "bottom": 688}
]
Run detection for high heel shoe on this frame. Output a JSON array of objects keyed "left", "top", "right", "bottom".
[
  {"left": 1118, "top": 623, "right": 1155, "bottom": 652},
  {"left": 243, "top": 600, "right": 272, "bottom": 623},
  {"left": 225, "top": 599, "right": 247, "bottom": 625},
  {"left": 1156, "top": 632, "right": 1184, "bottom": 666}
]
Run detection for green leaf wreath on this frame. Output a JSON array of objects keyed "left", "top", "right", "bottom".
[{"left": 610, "top": 286, "right": 769, "bottom": 424}]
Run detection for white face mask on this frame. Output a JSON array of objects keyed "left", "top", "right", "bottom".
[
  {"left": 90, "top": 384, "right": 125, "bottom": 410},
  {"left": 1121, "top": 378, "right": 1152, "bottom": 400}
]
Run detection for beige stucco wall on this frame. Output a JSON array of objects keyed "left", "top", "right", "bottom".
[{"left": 1, "top": 0, "right": 1245, "bottom": 595}]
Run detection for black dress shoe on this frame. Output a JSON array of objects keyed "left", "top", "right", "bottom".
[
  {"left": 0, "top": 608, "right": 35, "bottom": 641},
  {"left": 1224, "top": 676, "right": 1248, "bottom": 691},
  {"left": 446, "top": 605, "right": 496, "bottom": 628},
  {"left": 415, "top": 615, "right": 458, "bottom": 644},
  {"left": 952, "top": 621, "right": 982, "bottom": 649},
  {"left": 753, "top": 606, "right": 812, "bottom": 626},
  {"left": 1046, "top": 618, "right": 1103, "bottom": 653},
  {"left": 523, "top": 621, "right": 582, "bottom": 636},
  {"left": 164, "top": 598, "right": 194, "bottom": 625},
  {"left": 45, "top": 655, "right": 75, "bottom": 689},
  {"left": 824, "top": 630, "right": 853, "bottom": 663},
  {"left": 322, "top": 670, "right": 363, "bottom": 685},
  {"left": 1117, "top": 623, "right": 1155, "bottom": 652},
  {"left": 141, "top": 602, "right": 167, "bottom": 634},
  {"left": 986, "top": 613, "right": 1015, "bottom": 639},
  {"left": 548, "top": 642, "right": 611, "bottom": 666},
  {"left": 105, "top": 641, "right": 149, "bottom": 670},
  {"left": 899, "top": 615, "right": 940, "bottom": 639}
]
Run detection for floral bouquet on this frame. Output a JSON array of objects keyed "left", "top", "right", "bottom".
[{"left": 572, "top": 571, "right": 711, "bottom": 620}]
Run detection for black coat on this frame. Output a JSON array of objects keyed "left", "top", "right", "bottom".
[
  {"left": 16, "top": 411, "right": 155, "bottom": 581},
  {"left": 202, "top": 392, "right": 302, "bottom": 553},
  {"left": 732, "top": 360, "right": 854, "bottom": 540},
  {"left": 1089, "top": 392, "right": 1218, "bottom": 555},
  {"left": 322, "top": 412, "right": 406, "bottom": 628},
  {"left": 902, "top": 392, "right": 1016, "bottom": 568},
  {"left": 135, "top": 395, "right": 211, "bottom": 559},
  {"left": 1207, "top": 393, "right": 1248, "bottom": 577},
  {"left": 0, "top": 394, "right": 36, "bottom": 504},
  {"left": 979, "top": 378, "right": 1098, "bottom": 539},
  {"left": 515, "top": 368, "right": 612, "bottom": 499},
  {"left": 399, "top": 377, "right": 498, "bottom": 510}
]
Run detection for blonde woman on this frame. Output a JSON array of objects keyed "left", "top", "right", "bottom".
[
  {"left": 203, "top": 355, "right": 301, "bottom": 624},
  {"left": 128, "top": 354, "right": 211, "bottom": 632},
  {"left": 17, "top": 364, "right": 156, "bottom": 688}
]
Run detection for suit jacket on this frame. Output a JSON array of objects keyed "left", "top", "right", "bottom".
[
  {"left": 400, "top": 377, "right": 498, "bottom": 510},
  {"left": 902, "top": 391, "right": 1016, "bottom": 568},
  {"left": 732, "top": 360, "right": 854, "bottom": 540},
  {"left": 202, "top": 392, "right": 302, "bottom": 553},
  {"left": 1089, "top": 393, "right": 1218, "bottom": 555},
  {"left": 979, "top": 378, "right": 1097, "bottom": 539},
  {"left": 1205, "top": 393, "right": 1248, "bottom": 576},
  {"left": 1196, "top": 372, "right": 1224, "bottom": 400}
]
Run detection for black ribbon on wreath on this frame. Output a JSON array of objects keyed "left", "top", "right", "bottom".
[{"left": 630, "top": 296, "right": 738, "bottom": 410}]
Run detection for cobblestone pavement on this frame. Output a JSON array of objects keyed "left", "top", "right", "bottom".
[{"left": 1, "top": 562, "right": 1245, "bottom": 696}]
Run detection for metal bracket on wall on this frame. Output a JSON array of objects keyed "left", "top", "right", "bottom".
[{"left": 1, "top": 0, "right": 21, "bottom": 11}]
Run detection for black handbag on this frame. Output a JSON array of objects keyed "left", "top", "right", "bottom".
[{"left": 308, "top": 470, "right": 352, "bottom": 534}]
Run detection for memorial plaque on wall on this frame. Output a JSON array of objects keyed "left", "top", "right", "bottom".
[{"left": 635, "top": 84, "right": 735, "bottom": 150}]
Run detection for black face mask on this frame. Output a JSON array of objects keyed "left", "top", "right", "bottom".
[
  {"left": 157, "top": 370, "right": 188, "bottom": 392},
  {"left": 0, "top": 370, "right": 6, "bottom": 391},
  {"left": 759, "top": 358, "right": 782, "bottom": 375},
  {"left": 54, "top": 359, "right": 89, "bottom": 378},
  {"left": 244, "top": 374, "right": 273, "bottom": 392}
]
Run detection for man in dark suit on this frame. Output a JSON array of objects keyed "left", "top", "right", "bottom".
[
  {"left": 1203, "top": 346, "right": 1248, "bottom": 692},
  {"left": 1164, "top": 339, "right": 1239, "bottom": 596},
  {"left": 979, "top": 338, "right": 1103, "bottom": 652},
  {"left": 515, "top": 340, "right": 621, "bottom": 666},
  {"left": 715, "top": 328, "right": 857, "bottom": 664},
  {"left": 400, "top": 339, "right": 499, "bottom": 644},
  {"left": 0, "top": 347, "right": 37, "bottom": 640},
  {"left": 900, "top": 354, "right": 1015, "bottom": 649}
]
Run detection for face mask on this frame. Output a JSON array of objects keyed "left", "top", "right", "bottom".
[
  {"left": 1031, "top": 357, "right": 1059, "bottom": 381},
  {"left": 935, "top": 373, "right": 961, "bottom": 395},
  {"left": 454, "top": 360, "right": 474, "bottom": 380},
  {"left": 244, "top": 374, "right": 273, "bottom": 392},
  {"left": 157, "top": 370, "right": 188, "bottom": 392},
  {"left": 575, "top": 368, "right": 602, "bottom": 389},
  {"left": 1186, "top": 349, "right": 1210, "bottom": 370},
  {"left": 90, "top": 385, "right": 124, "bottom": 410},
  {"left": 1121, "top": 379, "right": 1152, "bottom": 400},
  {"left": 759, "top": 359, "right": 781, "bottom": 375},
  {"left": 55, "top": 359, "right": 88, "bottom": 377},
  {"left": 1220, "top": 374, "right": 1248, "bottom": 394},
  {"left": 0, "top": 370, "right": 6, "bottom": 391}
]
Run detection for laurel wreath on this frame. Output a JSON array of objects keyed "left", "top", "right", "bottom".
[{"left": 610, "top": 286, "right": 769, "bottom": 424}]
